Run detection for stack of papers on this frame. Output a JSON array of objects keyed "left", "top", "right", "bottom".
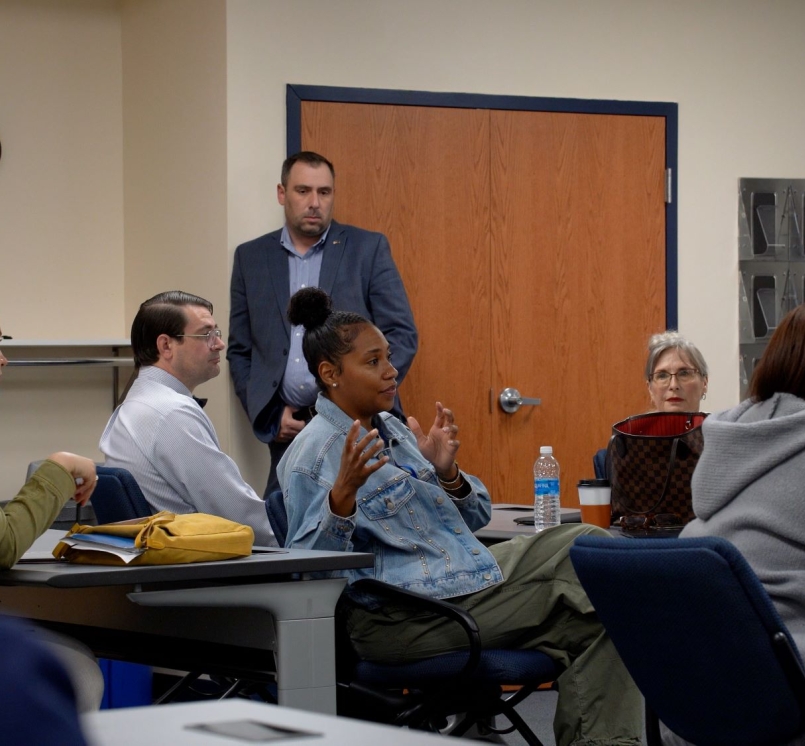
[{"left": 61, "top": 532, "right": 144, "bottom": 564}]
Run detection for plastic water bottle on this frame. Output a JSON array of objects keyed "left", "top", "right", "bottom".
[{"left": 534, "top": 446, "right": 561, "bottom": 532}]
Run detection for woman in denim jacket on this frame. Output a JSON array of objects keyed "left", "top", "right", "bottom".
[{"left": 278, "top": 288, "right": 642, "bottom": 746}]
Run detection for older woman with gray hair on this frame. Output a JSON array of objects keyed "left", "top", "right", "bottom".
[{"left": 645, "top": 331, "right": 709, "bottom": 413}]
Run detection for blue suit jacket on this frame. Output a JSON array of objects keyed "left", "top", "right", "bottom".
[{"left": 228, "top": 221, "right": 418, "bottom": 442}]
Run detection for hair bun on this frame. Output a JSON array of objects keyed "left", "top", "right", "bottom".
[{"left": 287, "top": 287, "right": 332, "bottom": 330}]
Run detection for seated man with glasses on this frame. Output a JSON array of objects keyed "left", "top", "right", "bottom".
[{"left": 100, "top": 291, "right": 276, "bottom": 546}]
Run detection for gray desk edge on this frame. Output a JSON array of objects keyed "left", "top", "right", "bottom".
[{"left": 0, "top": 550, "right": 374, "bottom": 588}]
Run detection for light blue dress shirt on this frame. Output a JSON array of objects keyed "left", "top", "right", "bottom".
[
  {"left": 280, "top": 225, "right": 329, "bottom": 408},
  {"left": 99, "top": 366, "right": 277, "bottom": 546}
]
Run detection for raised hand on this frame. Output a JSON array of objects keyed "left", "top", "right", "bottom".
[
  {"left": 329, "top": 420, "right": 388, "bottom": 517},
  {"left": 407, "top": 402, "right": 460, "bottom": 479}
]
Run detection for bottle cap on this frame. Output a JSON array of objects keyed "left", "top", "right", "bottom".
[{"left": 540, "top": 446, "right": 552, "bottom": 455}]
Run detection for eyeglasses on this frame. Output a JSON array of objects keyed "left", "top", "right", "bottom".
[
  {"left": 175, "top": 329, "right": 223, "bottom": 348},
  {"left": 649, "top": 368, "right": 700, "bottom": 385},
  {"left": 619, "top": 513, "right": 683, "bottom": 532}
]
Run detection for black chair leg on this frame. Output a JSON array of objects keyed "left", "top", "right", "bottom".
[
  {"left": 153, "top": 672, "right": 204, "bottom": 704},
  {"left": 220, "top": 678, "right": 248, "bottom": 699},
  {"left": 500, "top": 705, "right": 546, "bottom": 746},
  {"left": 449, "top": 709, "right": 545, "bottom": 746}
]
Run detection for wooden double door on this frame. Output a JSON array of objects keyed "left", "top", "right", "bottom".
[{"left": 301, "top": 101, "right": 666, "bottom": 505}]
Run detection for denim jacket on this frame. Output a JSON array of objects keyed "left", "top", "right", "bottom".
[{"left": 278, "top": 394, "right": 504, "bottom": 603}]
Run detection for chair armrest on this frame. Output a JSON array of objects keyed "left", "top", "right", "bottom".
[
  {"left": 773, "top": 631, "right": 805, "bottom": 715},
  {"left": 350, "top": 578, "right": 481, "bottom": 676}
]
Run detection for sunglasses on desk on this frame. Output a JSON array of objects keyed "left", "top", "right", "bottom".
[{"left": 619, "top": 513, "right": 684, "bottom": 532}]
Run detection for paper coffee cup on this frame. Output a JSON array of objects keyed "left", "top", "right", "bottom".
[{"left": 577, "top": 478, "right": 612, "bottom": 529}]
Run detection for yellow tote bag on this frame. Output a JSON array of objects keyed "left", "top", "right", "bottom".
[{"left": 53, "top": 511, "right": 254, "bottom": 566}]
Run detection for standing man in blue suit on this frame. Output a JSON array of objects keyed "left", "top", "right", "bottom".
[{"left": 228, "top": 151, "right": 418, "bottom": 497}]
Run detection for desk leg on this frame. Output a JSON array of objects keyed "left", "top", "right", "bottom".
[
  {"left": 274, "top": 616, "right": 337, "bottom": 714},
  {"left": 128, "top": 578, "right": 346, "bottom": 715}
]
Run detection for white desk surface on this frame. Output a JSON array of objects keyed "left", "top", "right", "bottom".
[{"left": 82, "top": 699, "right": 449, "bottom": 745}]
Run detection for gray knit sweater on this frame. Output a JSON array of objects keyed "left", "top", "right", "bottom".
[{"left": 682, "top": 392, "right": 805, "bottom": 657}]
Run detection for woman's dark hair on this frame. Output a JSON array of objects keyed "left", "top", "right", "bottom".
[
  {"left": 131, "top": 291, "right": 213, "bottom": 368},
  {"left": 749, "top": 303, "right": 805, "bottom": 401},
  {"left": 287, "top": 287, "right": 368, "bottom": 391}
]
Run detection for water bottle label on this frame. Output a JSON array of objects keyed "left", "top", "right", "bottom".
[{"left": 535, "top": 478, "right": 559, "bottom": 496}]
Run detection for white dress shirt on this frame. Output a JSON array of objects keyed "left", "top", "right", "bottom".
[{"left": 100, "top": 366, "right": 276, "bottom": 546}]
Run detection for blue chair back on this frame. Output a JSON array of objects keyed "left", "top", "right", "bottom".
[
  {"left": 91, "top": 466, "right": 152, "bottom": 523},
  {"left": 265, "top": 490, "right": 288, "bottom": 547},
  {"left": 569, "top": 535, "right": 805, "bottom": 746},
  {"left": 592, "top": 447, "right": 609, "bottom": 479}
]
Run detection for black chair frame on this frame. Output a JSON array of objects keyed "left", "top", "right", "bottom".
[{"left": 338, "top": 578, "right": 554, "bottom": 744}]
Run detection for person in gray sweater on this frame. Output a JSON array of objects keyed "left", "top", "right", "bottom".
[
  {"left": 682, "top": 304, "right": 805, "bottom": 658},
  {"left": 667, "top": 304, "right": 805, "bottom": 745}
]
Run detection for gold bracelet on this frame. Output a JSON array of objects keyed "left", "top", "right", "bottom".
[
  {"left": 438, "top": 463, "right": 461, "bottom": 486},
  {"left": 442, "top": 479, "right": 466, "bottom": 493}
]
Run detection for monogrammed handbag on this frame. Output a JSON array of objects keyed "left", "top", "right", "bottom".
[{"left": 609, "top": 412, "right": 707, "bottom": 530}]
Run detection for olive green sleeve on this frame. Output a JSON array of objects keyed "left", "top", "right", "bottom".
[{"left": 0, "top": 460, "right": 75, "bottom": 569}]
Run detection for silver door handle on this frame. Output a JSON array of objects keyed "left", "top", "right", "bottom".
[{"left": 498, "top": 387, "right": 541, "bottom": 414}]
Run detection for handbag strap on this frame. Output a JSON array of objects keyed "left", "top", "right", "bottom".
[
  {"left": 612, "top": 435, "right": 681, "bottom": 515},
  {"left": 605, "top": 433, "right": 616, "bottom": 485}
]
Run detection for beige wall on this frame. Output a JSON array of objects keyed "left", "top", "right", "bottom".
[
  {"left": 3, "top": 0, "right": 805, "bottom": 494},
  {"left": 0, "top": 0, "right": 124, "bottom": 338},
  {"left": 0, "top": 0, "right": 232, "bottom": 488},
  {"left": 0, "top": 0, "right": 124, "bottom": 484},
  {"left": 121, "top": 0, "right": 229, "bottom": 435}
]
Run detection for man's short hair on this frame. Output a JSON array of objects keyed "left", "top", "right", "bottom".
[
  {"left": 280, "top": 151, "right": 335, "bottom": 186},
  {"left": 131, "top": 291, "right": 213, "bottom": 368}
]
